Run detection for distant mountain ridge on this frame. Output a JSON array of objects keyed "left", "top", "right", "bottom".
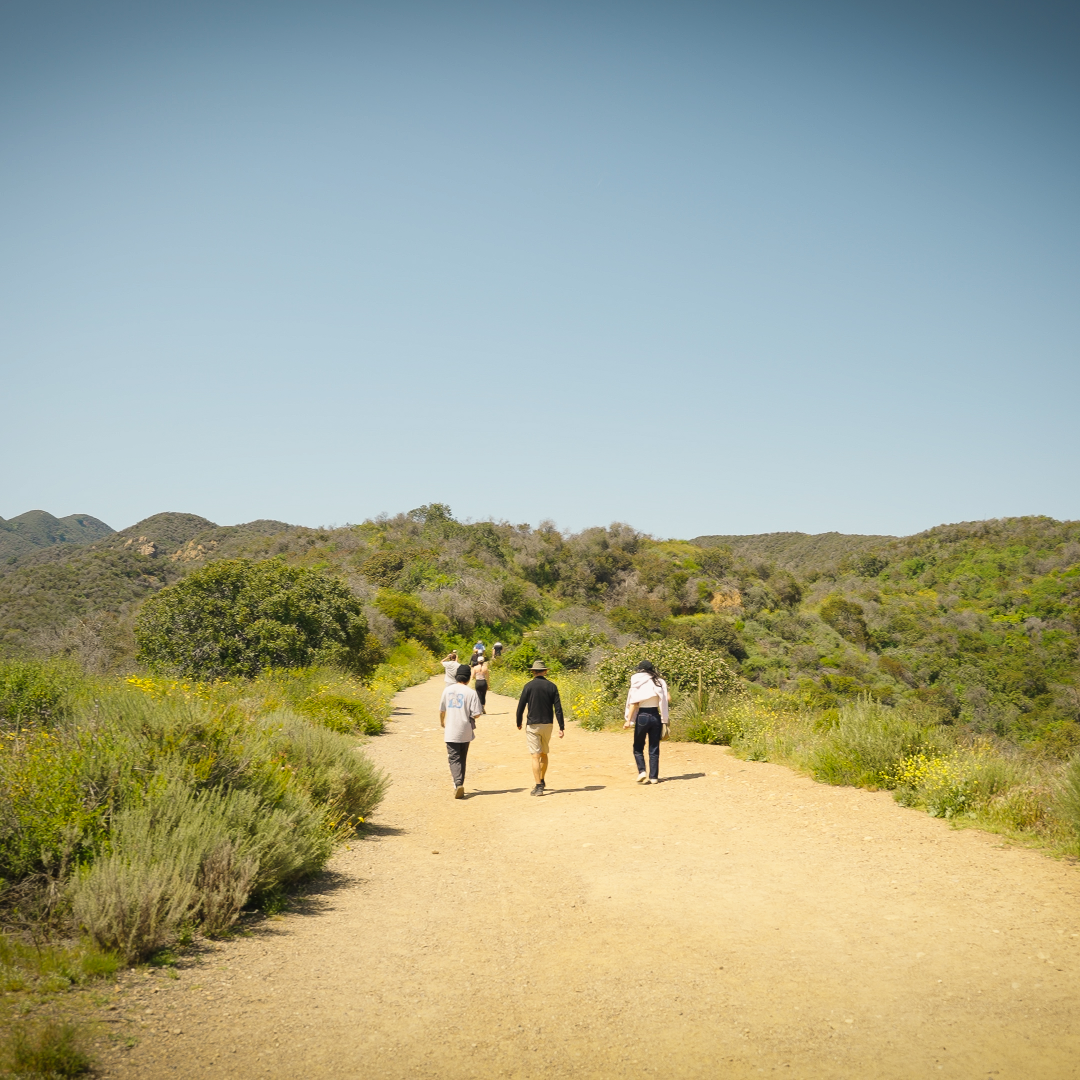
[
  {"left": 0, "top": 510, "right": 114, "bottom": 562},
  {"left": 0, "top": 511, "right": 298, "bottom": 655},
  {"left": 690, "top": 531, "right": 896, "bottom": 573}
]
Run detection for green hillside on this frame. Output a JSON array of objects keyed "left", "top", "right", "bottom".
[
  {"left": 690, "top": 531, "right": 895, "bottom": 574},
  {"left": 3, "top": 505, "right": 1079, "bottom": 753},
  {"left": 0, "top": 510, "right": 113, "bottom": 562}
]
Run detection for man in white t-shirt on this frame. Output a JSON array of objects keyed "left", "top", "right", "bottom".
[
  {"left": 439, "top": 664, "right": 483, "bottom": 799},
  {"left": 441, "top": 651, "right": 460, "bottom": 684}
]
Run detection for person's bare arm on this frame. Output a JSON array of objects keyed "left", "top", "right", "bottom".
[{"left": 440, "top": 709, "right": 446, "bottom": 728}]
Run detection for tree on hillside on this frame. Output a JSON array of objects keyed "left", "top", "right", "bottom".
[{"left": 135, "top": 559, "right": 381, "bottom": 678}]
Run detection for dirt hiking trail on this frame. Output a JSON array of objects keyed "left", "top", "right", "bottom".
[{"left": 101, "top": 677, "right": 1080, "bottom": 1079}]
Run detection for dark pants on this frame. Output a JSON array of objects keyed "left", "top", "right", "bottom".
[
  {"left": 446, "top": 741, "right": 470, "bottom": 787},
  {"left": 633, "top": 708, "right": 662, "bottom": 779},
  {"left": 474, "top": 680, "right": 488, "bottom": 711}
]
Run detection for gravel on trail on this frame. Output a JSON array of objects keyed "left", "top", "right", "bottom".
[{"left": 98, "top": 676, "right": 1080, "bottom": 1079}]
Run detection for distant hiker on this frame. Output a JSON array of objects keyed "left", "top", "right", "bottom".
[
  {"left": 623, "top": 660, "right": 670, "bottom": 785},
  {"left": 440, "top": 664, "right": 482, "bottom": 799},
  {"left": 441, "top": 651, "right": 460, "bottom": 684},
  {"left": 493, "top": 642, "right": 503, "bottom": 659},
  {"left": 470, "top": 649, "right": 483, "bottom": 666},
  {"left": 515, "top": 660, "right": 564, "bottom": 796},
  {"left": 473, "top": 640, "right": 485, "bottom": 658},
  {"left": 472, "top": 653, "right": 490, "bottom": 714}
]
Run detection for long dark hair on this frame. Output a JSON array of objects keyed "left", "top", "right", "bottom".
[{"left": 636, "top": 660, "right": 662, "bottom": 687}]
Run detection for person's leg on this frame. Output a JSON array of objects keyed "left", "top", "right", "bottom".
[
  {"left": 633, "top": 718, "right": 648, "bottom": 777},
  {"left": 647, "top": 716, "right": 661, "bottom": 780},
  {"left": 531, "top": 752, "right": 543, "bottom": 785},
  {"left": 476, "top": 682, "right": 487, "bottom": 711},
  {"left": 447, "top": 742, "right": 466, "bottom": 788},
  {"left": 537, "top": 752, "right": 548, "bottom": 781}
]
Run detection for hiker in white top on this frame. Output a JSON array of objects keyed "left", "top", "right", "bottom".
[
  {"left": 440, "top": 664, "right": 483, "bottom": 799},
  {"left": 623, "top": 660, "right": 670, "bottom": 784},
  {"left": 441, "top": 651, "right": 460, "bottom": 684}
]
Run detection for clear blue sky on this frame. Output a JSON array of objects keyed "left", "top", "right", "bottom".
[{"left": 2, "top": 1, "right": 1077, "bottom": 538}]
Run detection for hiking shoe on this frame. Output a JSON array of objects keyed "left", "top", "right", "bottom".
[
  {"left": 454, "top": 786, "right": 465, "bottom": 799},
  {"left": 530, "top": 784, "right": 544, "bottom": 796},
  {"left": 539, "top": 778, "right": 546, "bottom": 789},
  {"left": 636, "top": 772, "right": 648, "bottom": 783}
]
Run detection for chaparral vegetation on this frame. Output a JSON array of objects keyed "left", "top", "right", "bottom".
[{"left": 2, "top": 503, "right": 1080, "bottom": 1067}]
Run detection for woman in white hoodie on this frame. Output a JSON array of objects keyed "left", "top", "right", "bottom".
[{"left": 623, "top": 660, "right": 670, "bottom": 784}]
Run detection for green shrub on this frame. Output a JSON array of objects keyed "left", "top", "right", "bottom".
[
  {"left": 809, "top": 698, "right": 949, "bottom": 788},
  {"left": 819, "top": 596, "right": 869, "bottom": 648},
  {"left": 1, "top": 1020, "right": 92, "bottom": 1077},
  {"left": 370, "top": 640, "right": 442, "bottom": 693},
  {"left": 1059, "top": 754, "right": 1080, "bottom": 854},
  {"left": 503, "top": 639, "right": 545, "bottom": 672},
  {"left": 663, "top": 615, "right": 748, "bottom": 661},
  {"left": 372, "top": 590, "right": 441, "bottom": 652},
  {"left": 596, "top": 640, "right": 739, "bottom": 701},
  {"left": 250, "top": 667, "right": 388, "bottom": 735},
  {"left": 0, "top": 727, "right": 103, "bottom": 884},
  {"left": 522, "top": 622, "right": 608, "bottom": 671},
  {"left": 0, "top": 659, "right": 78, "bottom": 733},
  {"left": 135, "top": 559, "right": 381, "bottom": 678}
]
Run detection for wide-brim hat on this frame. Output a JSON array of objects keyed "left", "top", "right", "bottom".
[{"left": 530, "top": 660, "right": 548, "bottom": 671}]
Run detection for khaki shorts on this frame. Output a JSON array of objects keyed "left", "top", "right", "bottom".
[{"left": 526, "top": 723, "right": 553, "bottom": 755}]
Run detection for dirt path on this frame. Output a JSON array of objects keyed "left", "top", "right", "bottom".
[{"left": 100, "top": 677, "right": 1080, "bottom": 1079}]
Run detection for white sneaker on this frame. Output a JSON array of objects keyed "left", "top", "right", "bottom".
[
  {"left": 647, "top": 778, "right": 660, "bottom": 784},
  {"left": 637, "top": 772, "right": 648, "bottom": 783}
]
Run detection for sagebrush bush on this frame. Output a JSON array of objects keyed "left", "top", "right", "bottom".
[
  {"left": 72, "top": 779, "right": 336, "bottom": 958},
  {"left": 261, "top": 714, "right": 389, "bottom": 828},
  {"left": 808, "top": 698, "right": 951, "bottom": 788}
]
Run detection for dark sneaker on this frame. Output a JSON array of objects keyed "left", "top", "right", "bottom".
[
  {"left": 530, "top": 784, "right": 544, "bottom": 796},
  {"left": 539, "top": 779, "right": 546, "bottom": 789},
  {"left": 454, "top": 786, "right": 465, "bottom": 799}
]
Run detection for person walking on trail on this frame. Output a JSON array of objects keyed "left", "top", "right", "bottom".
[
  {"left": 472, "top": 653, "right": 490, "bottom": 714},
  {"left": 440, "top": 664, "right": 482, "bottom": 799},
  {"left": 441, "top": 651, "right": 460, "bottom": 684},
  {"left": 493, "top": 642, "right": 503, "bottom": 659},
  {"left": 623, "top": 660, "right": 670, "bottom": 784},
  {"left": 515, "top": 660, "right": 564, "bottom": 796}
]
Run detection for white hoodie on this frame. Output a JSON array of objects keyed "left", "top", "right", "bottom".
[{"left": 624, "top": 671, "right": 670, "bottom": 722}]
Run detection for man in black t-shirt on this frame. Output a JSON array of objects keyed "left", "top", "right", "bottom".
[{"left": 515, "top": 660, "right": 564, "bottom": 796}]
